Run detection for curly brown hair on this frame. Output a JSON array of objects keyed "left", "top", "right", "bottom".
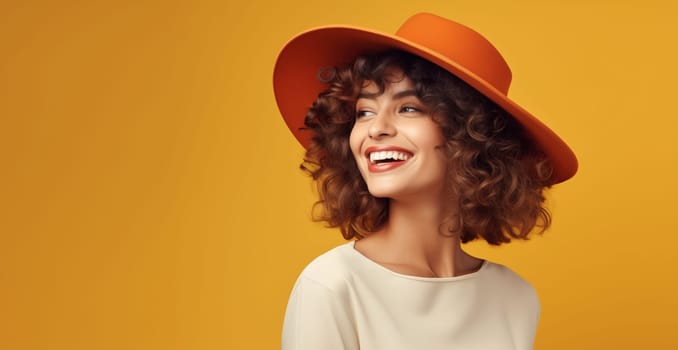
[{"left": 301, "top": 51, "right": 553, "bottom": 245}]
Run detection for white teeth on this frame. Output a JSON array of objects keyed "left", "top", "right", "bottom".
[{"left": 369, "top": 151, "right": 411, "bottom": 163}]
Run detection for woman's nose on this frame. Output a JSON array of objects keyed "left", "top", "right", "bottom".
[{"left": 367, "top": 112, "right": 396, "bottom": 140}]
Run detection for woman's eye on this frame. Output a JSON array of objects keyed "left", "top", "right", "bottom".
[
  {"left": 400, "top": 106, "right": 420, "bottom": 113},
  {"left": 356, "top": 110, "right": 375, "bottom": 118}
]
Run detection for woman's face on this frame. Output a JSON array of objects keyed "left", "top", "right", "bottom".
[{"left": 349, "top": 70, "right": 449, "bottom": 201}]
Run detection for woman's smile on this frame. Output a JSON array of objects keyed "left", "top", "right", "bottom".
[{"left": 365, "top": 146, "right": 413, "bottom": 172}]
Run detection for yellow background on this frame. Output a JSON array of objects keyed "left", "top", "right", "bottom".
[{"left": 2, "top": 0, "right": 677, "bottom": 349}]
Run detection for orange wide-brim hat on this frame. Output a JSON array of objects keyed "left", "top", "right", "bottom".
[{"left": 273, "top": 12, "right": 578, "bottom": 184}]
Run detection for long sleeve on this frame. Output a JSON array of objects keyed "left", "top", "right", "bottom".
[
  {"left": 503, "top": 279, "right": 540, "bottom": 350},
  {"left": 281, "top": 276, "right": 359, "bottom": 350}
]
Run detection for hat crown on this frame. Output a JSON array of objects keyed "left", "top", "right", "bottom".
[{"left": 396, "top": 13, "right": 512, "bottom": 94}]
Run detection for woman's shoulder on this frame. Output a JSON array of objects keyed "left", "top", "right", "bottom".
[
  {"left": 482, "top": 262, "right": 537, "bottom": 291},
  {"left": 295, "top": 241, "right": 357, "bottom": 292},
  {"left": 481, "top": 262, "right": 540, "bottom": 310}
]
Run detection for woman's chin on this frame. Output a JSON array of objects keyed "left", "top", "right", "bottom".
[{"left": 366, "top": 185, "right": 422, "bottom": 200}]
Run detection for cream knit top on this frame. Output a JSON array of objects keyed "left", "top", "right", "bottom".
[{"left": 282, "top": 241, "right": 540, "bottom": 350}]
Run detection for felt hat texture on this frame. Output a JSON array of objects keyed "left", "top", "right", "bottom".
[{"left": 273, "top": 12, "right": 578, "bottom": 184}]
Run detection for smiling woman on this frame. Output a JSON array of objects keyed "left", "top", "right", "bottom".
[{"left": 273, "top": 12, "right": 577, "bottom": 350}]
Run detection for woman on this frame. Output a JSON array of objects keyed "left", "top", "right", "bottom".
[{"left": 273, "top": 13, "right": 577, "bottom": 350}]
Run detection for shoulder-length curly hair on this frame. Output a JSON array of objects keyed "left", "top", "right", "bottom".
[{"left": 301, "top": 50, "right": 553, "bottom": 245}]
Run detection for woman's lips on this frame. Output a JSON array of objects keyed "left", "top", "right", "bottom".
[
  {"left": 367, "top": 160, "right": 409, "bottom": 173},
  {"left": 364, "top": 146, "right": 413, "bottom": 173}
]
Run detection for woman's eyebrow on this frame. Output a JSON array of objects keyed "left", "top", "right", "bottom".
[{"left": 357, "top": 89, "right": 418, "bottom": 100}]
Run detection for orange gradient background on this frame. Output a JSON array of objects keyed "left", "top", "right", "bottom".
[{"left": 1, "top": 0, "right": 677, "bottom": 349}]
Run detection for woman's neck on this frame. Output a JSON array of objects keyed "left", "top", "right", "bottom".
[{"left": 355, "top": 196, "right": 482, "bottom": 278}]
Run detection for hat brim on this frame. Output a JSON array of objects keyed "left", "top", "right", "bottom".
[{"left": 273, "top": 25, "right": 578, "bottom": 184}]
